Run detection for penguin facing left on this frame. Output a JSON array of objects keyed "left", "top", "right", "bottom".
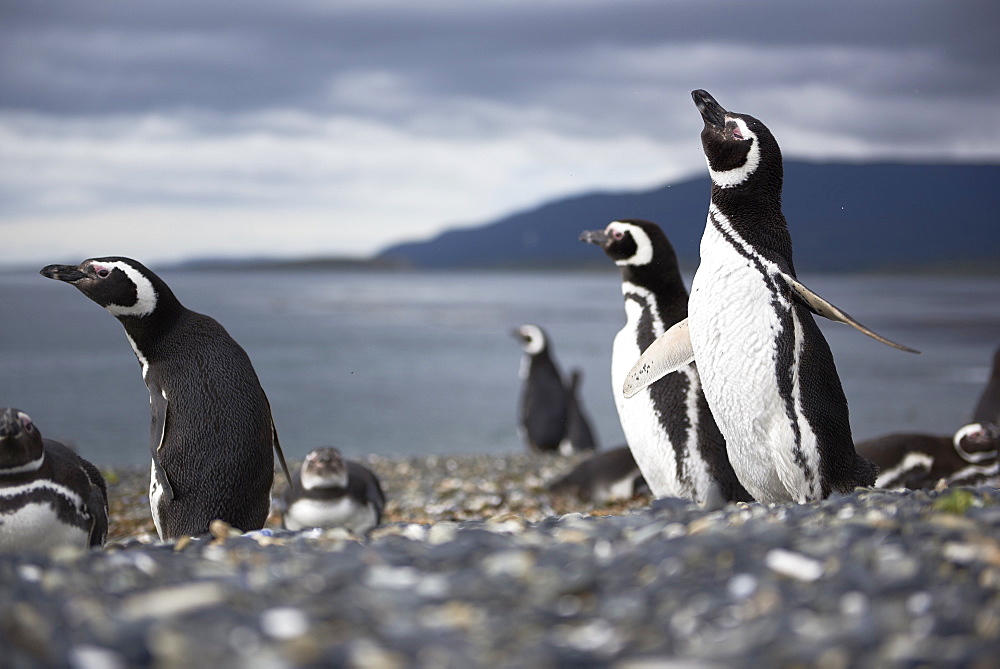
[
  {"left": 40, "top": 257, "right": 292, "bottom": 539},
  {"left": 581, "top": 219, "right": 750, "bottom": 504},
  {"left": 0, "top": 407, "right": 108, "bottom": 552},
  {"left": 281, "top": 447, "right": 385, "bottom": 534},
  {"left": 512, "top": 324, "right": 570, "bottom": 453}
]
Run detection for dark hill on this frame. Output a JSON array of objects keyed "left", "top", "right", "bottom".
[{"left": 377, "top": 162, "right": 1000, "bottom": 272}]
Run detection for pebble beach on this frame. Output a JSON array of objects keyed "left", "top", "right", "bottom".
[{"left": 3, "top": 453, "right": 1000, "bottom": 667}]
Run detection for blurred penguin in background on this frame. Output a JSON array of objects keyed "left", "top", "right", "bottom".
[{"left": 512, "top": 324, "right": 570, "bottom": 453}]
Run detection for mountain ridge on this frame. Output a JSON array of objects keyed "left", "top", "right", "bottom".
[{"left": 377, "top": 161, "right": 1000, "bottom": 272}]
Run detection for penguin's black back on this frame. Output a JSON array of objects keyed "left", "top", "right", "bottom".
[
  {"left": 146, "top": 309, "right": 274, "bottom": 537},
  {"left": 43, "top": 439, "right": 109, "bottom": 546},
  {"left": 521, "top": 348, "right": 569, "bottom": 452}
]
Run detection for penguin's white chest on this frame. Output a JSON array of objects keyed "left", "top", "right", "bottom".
[
  {"left": 0, "top": 482, "right": 91, "bottom": 552},
  {"left": 285, "top": 496, "right": 376, "bottom": 534},
  {"left": 611, "top": 286, "right": 710, "bottom": 501},
  {"left": 689, "top": 213, "right": 821, "bottom": 503}
]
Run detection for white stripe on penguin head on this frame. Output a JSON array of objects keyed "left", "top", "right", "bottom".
[
  {"left": 707, "top": 117, "right": 761, "bottom": 189},
  {"left": 92, "top": 260, "right": 158, "bottom": 318},
  {"left": 609, "top": 221, "right": 653, "bottom": 267}
]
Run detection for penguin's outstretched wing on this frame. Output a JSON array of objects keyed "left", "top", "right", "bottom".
[
  {"left": 623, "top": 318, "right": 695, "bottom": 398},
  {"left": 148, "top": 382, "right": 175, "bottom": 502},
  {"left": 783, "top": 274, "right": 920, "bottom": 354}
]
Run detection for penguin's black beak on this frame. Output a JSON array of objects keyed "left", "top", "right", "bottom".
[
  {"left": 40, "top": 264, "right": 87, "bottom": 283},
  {"left": 509, "top": 327, "right": 527, "bottom": 343},
  {"left": 0, "top": 408, "right": 22, "bottom": 438},
  {"left": 579, "top": 229, "right": 610, "bottom": 247},
  {"left": 692, "top": 89, "right": 726, "bottom": 129}
]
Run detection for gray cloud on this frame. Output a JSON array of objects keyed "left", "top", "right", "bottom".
[{"left": 1, "top": 0, "right": 998, "bottom": 264}]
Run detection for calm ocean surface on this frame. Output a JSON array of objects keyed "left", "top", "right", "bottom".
[{"left": 1, "top": 268, "right": 998, "bottom": 467}]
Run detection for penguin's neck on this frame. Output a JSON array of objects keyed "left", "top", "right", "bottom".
[
  {"left": 710, "top": 184, "right": 795, "bottom": 273},
  {"left": 116, "top": 292, "right": 186, "bottom": 360},
  {"left": 620, "top": 263, "right": 688, "bottom": 318}
]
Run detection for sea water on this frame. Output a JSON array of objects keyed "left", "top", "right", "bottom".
[{"left": 1, "top": 268, "right": 997, "bottom": 466}]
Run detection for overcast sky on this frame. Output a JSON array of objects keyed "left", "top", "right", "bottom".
[{"left": 2, "top": 0, "right": 998, "bottom": 266}]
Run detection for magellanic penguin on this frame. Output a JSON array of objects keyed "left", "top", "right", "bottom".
[
  {"left": 564, "top": 369, "right": 599, "bottom": 453},
  {"left": 625, "top": 91, "right": 918, "bottom": 504},
  {"left": 858, "top": 423, "right": 999, "bottom": 490},
  {"left": 580, "top": 220, "right": 750, "bottom": 503},
  {"left": 547, "top": 444, "right": 649, "bottom": 504},
  {"left": 973, "top": 346, "right": 1000, "bottom": 426},
  {"left": 944, "top": 422, "right": 999, "bottom": 488},
  {"left": 0, "top": 408, "right": 108, "bottom": 551},
  {"left": 512, "top": 324, "right": 571, "bottom": 453},
  {"left": 281, "top": 447, "right": 386, "bottom": 534},
  {"left": 40, "top": 257, "right": 292, "bottom": 539}
]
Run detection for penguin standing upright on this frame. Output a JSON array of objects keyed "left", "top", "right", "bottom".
[
  {"left": 973, "top": 346, "right": 1000, "bottom": 426},
  {"left": 0, "top": 407, "right": 108, "bottom": 551},
  {"left": 512, "top": 324, "right": 570, "bottom": 453},
  {"left": 282, "top": 447, "right": 386, "bottom": 534},
  {"left": 625, "top": 91, "right": 917, "bottom": 504},
  {"left": 581, "top": 219, "right": 749, "bottom": 503},
  {"left": 563, "top": 369, "right": 599, "bottom": 454},
  {"left": 41, "top": 257, "right": 292, "bottom": 539}
]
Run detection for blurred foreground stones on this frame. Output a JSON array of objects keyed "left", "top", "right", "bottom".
[{"left": 2, "top": 453, "right": 999, "bottom": 667}]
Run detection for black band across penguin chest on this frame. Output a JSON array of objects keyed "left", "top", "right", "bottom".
[{"left": 622, "top": 289, "right": 695, "bottom": 490}]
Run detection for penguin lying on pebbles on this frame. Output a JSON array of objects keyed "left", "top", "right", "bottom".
[
  {"left": 581, "top": 219, "right": 750, "bottom": 504},
  {"left": 0, "top": 407, "right": 108, "bottom": 551},
  {"left": 40, "top": 257, "right": 292, "bottom": 539},
  {"left": 282, "top": 447, "right": 386, "bottom": 534},
  {"left": 858, "top": 423, "right": 999, "bottom": 490},
  {"left": 547, "top": 445, "right": 649, "bottom": 503},
  {"left": 512, "top": 324, "right": 572, "bottom": 454},
  {"left": 625, "top": 90, "right": 918, "bottom": 504}
]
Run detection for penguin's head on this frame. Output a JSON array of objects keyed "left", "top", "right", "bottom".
[
  {"left": 40, "top": 257, "right": 161, "bottom": 318},
  {"left": 511, "top": 324, "right": 547, "bottom": 355},
  {"left": 953, "top": 422, "right": 1000, "bottom": 463},
  {"left": 692, "top": 89, "right": 781, "bottom": 190},
  {"left": 579, "top": 219, "right": 670, "bottom": 267},
  {"left": 0, "top": 408, "right": 45, "bottom": 473},
  {"left": 300, "top": 447, "right": 349, "bottom": 490}
]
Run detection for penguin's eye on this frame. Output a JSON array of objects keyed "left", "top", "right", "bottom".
[
  {"left": 18, "top": 415, "right": 33, "bottom": 432},
  {"left": 96, "top": 268, "right": 110, "bottom": 278},
  {"left": 732, "top": 126, "right": 744, "bottom": 140},
  {"left": 612, "top": 230, "right": 624, "bottom": 241}
]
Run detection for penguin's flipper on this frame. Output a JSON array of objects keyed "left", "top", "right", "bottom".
[
  {"left": 149, "top": 384, "right": 175, "bottom": 502},
  {"left": 623, "top": 318, "right": 695, "bottom": 398},
  {"left": 784, "top": 275, "right": 920, "bottom": 354}
]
